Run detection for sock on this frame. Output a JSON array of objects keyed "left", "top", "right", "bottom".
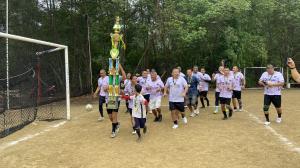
[
  {"left": 229, "top": 109, "right": 233, "bottom": 117},
  {"left": 174, "top": 120, "right": 178, "bottom": 125},
  {"left": 112, "top": 123, "right": 117, "bottom": 132},
  {"left": 136, "top": 128, "right": 141, "bottom": 138},
  {"left": 222, "top": 111, "right": 227, "bottom": 118},
  {"left": 157, "top": 108, "right": 161, "bottom": 115},
  {"left": 215, "top": 106, "right": 219, "bottom": 111},
  {"left": 278, "top": 113, "right": 282, "bottom": 118},
  {"left": 200, "top": 98, "right": 205, "bottom": 107},
  {"left": 132, "top": 126, "right": 135, "bottom": 131},
  {"left": 238, "top": 99, "right": 242, "bottom": 109},
  {"left": 265, "top": 113, "right": 270, "bottom": 122},
  {"left": 205, "top": 97, "right": 209, "bottom": 106}
]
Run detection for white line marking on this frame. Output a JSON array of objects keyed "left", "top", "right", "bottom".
[
  {"left": 0, "top": 121, "right": 66, "bottom": 151},
  {"left": 245, "top": 110, "right": 300, "bottom": 154}
]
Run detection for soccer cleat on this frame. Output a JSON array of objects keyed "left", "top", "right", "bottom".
[
  {"left": 264, "top": 121, "right": 271, "bottom": 126},
  {"left": 238, "top": 108, "right": 243, "bottom": 112},
  {"left": 184, "top": 105, "right": 188, "bottom": 108},
  {"left": 222, "top": 116, "right": 228, "bottom": 120},
  {"left": 182, "top": 117, "right": 188, "bottom": 124},
  {"left": 214, "top": 106, "right": 219, "bottom": 114},
  {"left": 233, "top": 109, "right": 238, "bottom": 112},
  {"left": 143, "top": 126, "right": 147, "bottom": 134},
  {"left": 132, "top": 130, "right": 137, "bottom": 135},
  {"left": 111, "top": 132, "right": 116, "bottom": 138},
  {"left": 172, "top": 124, "right": 179, "bottom": 129},
  {"left": 276, "top": 118, "right": 282, "bottom": 123},
  {"left": 149, "top": 111, "right": 153, "bottom": 114},
  {"left": 98, "top": 117, "right": 104, "bottom": 121},
  {"left": 200, "top": 106, "right": 205, "bottom": 109}
]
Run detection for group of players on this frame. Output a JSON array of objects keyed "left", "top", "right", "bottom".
[{"left": 94, "top": 61, "right": 291, "bottom": 140}]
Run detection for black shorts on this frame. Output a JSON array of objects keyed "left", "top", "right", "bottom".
[
  {"left": 106, "top": 101, "right": 121, "bottom": 114},
  {"left": 200, "top": 91, "right": 208, "bottom": 97},
  {"left": 220, "top": 97, "right": 231, "bottom": 105},
  {"left": 264, "top": 95, "right": 281, "bottom": 108},
  {"left": 134, "top": 117, "right": 146, "bottom": 129},
  {"left": 169, "top": 102, "right": 185, "bottom": 112},
  {"left": 232, "top": 90, "right": 241, "bottom": 99},
  {"left": 128, "top": 108, "right": 132, "bottom": 116},
  {"left": 143, "top": 94, "right": 150, "bottom": 102}
]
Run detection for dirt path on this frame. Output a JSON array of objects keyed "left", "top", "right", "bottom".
[{"left": 0, "top": 90, "right": 299, "bottom": 168}]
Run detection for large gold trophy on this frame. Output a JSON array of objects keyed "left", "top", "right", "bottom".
[{"left": 107, "top": 16, "right": 126, "bottom": 109}]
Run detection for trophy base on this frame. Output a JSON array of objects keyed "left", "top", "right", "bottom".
[{"left": 107, "top": 96, "right": 119, "bottom": 110}]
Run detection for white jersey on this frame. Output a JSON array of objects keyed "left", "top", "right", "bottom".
[
  {"left": 137, "top": 76, "right": 151, "bottom": 95},
  {"left": 131, "top": 94, "right": 147, "bottom": 118},
  {"left": 199, "top": 73, "right": 211, "bottom": 91},
  {"left": 232, "top": 72, "right": 244, "bottom": 91},
  {"left": 218, "top": 75, "right": 234, "bottom": 98},
  {"left": 259, "top": 71, "right": 284, "bottom": 95},
  {"left": 180, "top": 72, "right": 186, "bottom": 78},
  {"left": 214, "top": 73, "right": 223, "bottom": 92}
]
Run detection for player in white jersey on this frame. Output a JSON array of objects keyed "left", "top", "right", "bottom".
[
  {"left": 217, "top": 67, "right": 234, "bottom": 120},
  {"left": 164, "top": 68, "right": 189, "bottom": 129},
  {"left": 148, "top": 71, "right": 164, "bottom": 122},
  {"left": 137, "top": 70, "right": 151, "bottom": 113},
  {"left": 123, "top": 75, "right": 138, "bottom": 134},
  {"left": 287, "top": 58, "right": 300, "bottom": 83},
  {"left": 123, "top": 73, "right": 132, "bottom": 113},
  {"left": 192, "top": 65, "right": 202, "bottom": 109},
  {"left": 258, "top": 64, "right": 284, "bottom": 125},
  {"left": 199, "top": 67, "right": 211, "bottom": 108},
  {"left": 122, "top": 84, "right": 148, "bottom": 141},
  {"left": 231, "top": 66, "right": 245, "bottom": 112},
  {"left": 178, "top": 66, "right": 186, "bottom": 78},
  {"left": 212, "top": 66, "right": 224, "bottom": 113},
  {"left": 93, "top": 69, "right": 109, "bottom": 121}
]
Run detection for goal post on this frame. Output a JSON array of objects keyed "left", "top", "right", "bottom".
[
  {"left": 0, "top": 32, "right": 70, "bottom": 137},
  {"left": 243, "top": 67, "right": 284, "bottom": 89}
]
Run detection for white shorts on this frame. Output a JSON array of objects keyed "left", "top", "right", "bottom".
[{"left": 149, "top": 97, "right": 162, "bottom": 110}]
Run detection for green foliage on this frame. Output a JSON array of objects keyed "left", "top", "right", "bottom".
[{"left": 2, "top": 0, "right": 300, "bottom": 84}]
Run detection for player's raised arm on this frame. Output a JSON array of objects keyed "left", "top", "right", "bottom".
[
  {"left": 287, "top": 58, "right": 300, "bottom": 83},
  {"left": 119, "top": 64, "right": 126, "bottom": 81}
]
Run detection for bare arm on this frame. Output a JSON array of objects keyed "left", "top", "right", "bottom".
[
  {"left": 258, "top": 80, "right": 266, "bottom": 87},
  {"left": 164, "top": 85, "right": 169, "bottom": 96},
  {"left": 93, "top": 86, "right": 100, "bottom": 97},
  {"left": 183, "top": 84, "right": 188, "bottom": 96},
  {"left": 287, "top": 58, "right": 300, "bottom": 83},
  {"left": 291, "top": 69, "right": 300, "bottom": 83},
  {"left": 119, "top": 64, "right": 126, "bottom": 80}
]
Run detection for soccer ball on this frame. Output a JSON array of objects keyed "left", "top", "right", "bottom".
[{"left": 85, "top": 104, "right": 93, "bottom": 111}]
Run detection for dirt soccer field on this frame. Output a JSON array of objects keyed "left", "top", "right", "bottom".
[{"left": 0, "top": 89, "right": 299, "bottom": 168}]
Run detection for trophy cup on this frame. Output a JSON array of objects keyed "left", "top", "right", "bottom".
[{"left": 107, "top": 16, "right": 126, "bottom": 109}]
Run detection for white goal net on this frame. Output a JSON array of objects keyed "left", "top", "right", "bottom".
[{"left": 0, "top": 32, "right": 70, "bottom": 138}]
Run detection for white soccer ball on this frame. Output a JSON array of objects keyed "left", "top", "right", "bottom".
[{"left": 85, "top": 104, "right": 93, "bottom": 111}]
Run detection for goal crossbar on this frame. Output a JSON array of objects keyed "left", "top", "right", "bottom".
[{"left": 0, "top": 32, "right": 71, "bottom": 120}]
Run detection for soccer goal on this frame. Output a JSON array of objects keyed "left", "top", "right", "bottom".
[
  {"left": 0, "top": 32, "right": 70, "bottom": 138},
  {"left": 243, "top": 67, "right": 284, "bottom": 89}
]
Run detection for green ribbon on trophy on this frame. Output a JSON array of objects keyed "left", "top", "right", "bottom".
[{"left": 107, "top": 16, "right": 126, "bottom": 109}]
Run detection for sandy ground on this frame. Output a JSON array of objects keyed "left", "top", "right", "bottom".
[{"left": 0, "top": 89, "right": 300, "bottom": 168}]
